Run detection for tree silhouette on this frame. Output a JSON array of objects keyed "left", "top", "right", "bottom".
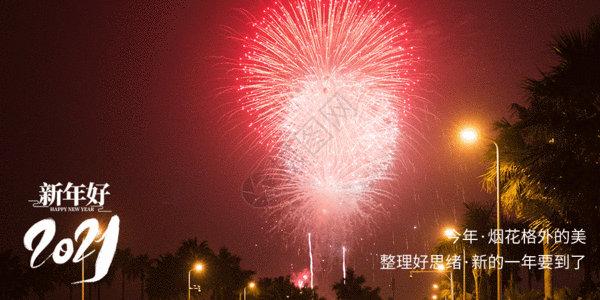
[
  {"left": 0, "top": 249, "right": 29, "bottom": 300},
  {"left": 28, "top": 261, "right": 56, "bottom": 300},
  {"left": 96, "top": 253, "right": 116, "bottom": 300},
  {"left": 433, "top": 202, "right": 496, "bottom": 300},
  {"left": 332, "top": 268, "right": 382, "bottom": 300},
  {"left": 146, "top": 253, "right": 181, "bottom": 299},
  {"left": 54, "top": 261, "right": 78, "bottom": 300},
  {"left": 482, "top": 14, "right": 600, "bottom": 297},
  {"left": 257, "top": 275, "right": 325, "bottom": 300},
  {"left": 133, "top": 253, "right": 152, "bottom": 300},
  {"left": 211, "top": 247, "right": 255, "bottom": 300},
  {"left": 146, "top": 238, "right": 255, "bottom": 300},
  {"left": 177, "top": 238, "right": 215, "bottom": 300},
  {"left": 115, "top": 247, "right": 135, "bottom": 300}
]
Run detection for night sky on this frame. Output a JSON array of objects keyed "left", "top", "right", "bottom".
[{"left": 2, "top": 0, "right": 600, "bottom": 299}]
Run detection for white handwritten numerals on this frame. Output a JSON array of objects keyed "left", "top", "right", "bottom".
[{"left": 23, "top": 215, "right": 120, "bottom": 284}]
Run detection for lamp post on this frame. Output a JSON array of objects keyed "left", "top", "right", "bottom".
[
  {"left": 82, "top": 257, "right": 84, "bottom": 300},
  {"left": 240, "top": 282, "right": 255, "bottom": 300},
  {"left": 445, "top": 228, "right": 466, "bottom": 300},
  {"left": 433, "top": 284, "right": 442, "bottom": 300},
  {"left": 410, "top": 267, "right": 454, "bottom": 300},
  {"left": 461, "top": 129, "right": 501, "bottom": 300},
  {"left": 188, "top": 264, "right": 203, "bottom": 300}
]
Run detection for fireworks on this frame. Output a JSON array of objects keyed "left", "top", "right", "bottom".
[
  {"left": 291, "top": 268, "right": 312, "bottom": 288},
  {"left": 237, "top": 0, "right": 419, "bottom": 243}
]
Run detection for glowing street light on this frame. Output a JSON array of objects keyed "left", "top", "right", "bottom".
[
  {"left": 437, "top": 265, "right": 454, "bottom": 300},
  {"left": 445, "top": 228, "right": 466, "bottom": 300},
  {"left": 188, "top": 264, "right": 203, "bottom": 300},
  {"left": 433, "top": 284, "right": 440, "bottom": 300},
  {"left": 410, "top": 266, "right": 453, "bottom": 300},
  {"left": 460, "top": 128, "right": 502, "bottom": 300},
  {"left": 460, "top": 129, "right": 477, "bottom": 142},
  {"left": 241, "top": 282, "right": 255, "bottom": 300}
]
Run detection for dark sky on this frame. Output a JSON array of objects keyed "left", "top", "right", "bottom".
[{"left": 2, "top": 0, "right": 599, "bottom": 299}]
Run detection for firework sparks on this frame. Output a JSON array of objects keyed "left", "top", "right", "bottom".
[
  {"left": 237, "top": 0, "right": 420, "bottom": 243},
  {"left": 342, "top": 246, "right": 346, "bottom": 283},
  {"left": 309, "top": 233, "right": 314, "bottom": 288},
  {"left": 291, "top": 268, "right": 312, "bottom": 289}
]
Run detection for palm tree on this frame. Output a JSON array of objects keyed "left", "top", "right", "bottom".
[
  {"left": 482, "top": 119, "right": 565, "bottom": 300},
  {"left": 133, "top": 253, "right": 152, "bottom": 300},
  {"left": 115, "top": 248, "right": 135, "bottom": 300},
  {"left": 501, "top": 220, "right": 529, "bottom": 297},
  {"left": 432, "top": 237, "right": 469, "bottom": 300},
  {"left": 176, "top": 238, "right": 214, "bottom": 263},
  {"left": 257, "top": 275, "right": 326, "bottom": 300},
  {"left": 434, "top": 202, "right": 495, "bottom": 300},
  {"left": 464, "top": 202, "right": 496, "bottom": 300},
  {"left": 434, "top": 203, "right": 537, "bottom": 300},
  {"left": 332, "top": 268, "right": 382, "bottom": 300},
  {"left": 28, "top": 262, "right": 56, "bottom": 300},
  {"left": 0, "top": 249, "right": 29, "bottom": 300},
  {"left": 437, "top": 277, "right": 473, "bottom": 300},
  {"left": 146, "top": 253, "right": 181, "bottom": 300},
  {"left": 212, "top": 247, "right": 255, "bottom": 300},
  {"left": 144, "top": 239, "right": 256, "bottom": 300},
  {"left": 95, "top": 262, "right": 116, "bottom": 300},
  {"left": 521, "top": 15, "right": 600, "bottom": 294},
  {"left": 482, "top": 14, "right": 600, "bottom": 297},
  {"left": 177, "top": 238, "right": 216, "bottom": 299},
  {"left": 54, "top": 262, "right": 79, "bottom": 300}
]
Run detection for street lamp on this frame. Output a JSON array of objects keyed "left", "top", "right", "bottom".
[
  {"left": 82, "top": 254, "right": 85, "bottom": 300},
  {"left": 188, "top": 264, "right": 203, "bottom": 300},
  {"left": 445, "top": 228, "right": 466, "bottom": 300},
  {"left": 433, "top": 284, "right": 447, "bottom": 300},
  {"left": 460, "top": 129, "right": 501, "bottom": 300},
  {"left": 410, "top": 266, "right": 454, "bottom": 300},
  {"left": 460, "top": 129, "right": 477, "bottom": 142},
  {"left": 240, "top": 282, "right": 255, "bottom": 300}
]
